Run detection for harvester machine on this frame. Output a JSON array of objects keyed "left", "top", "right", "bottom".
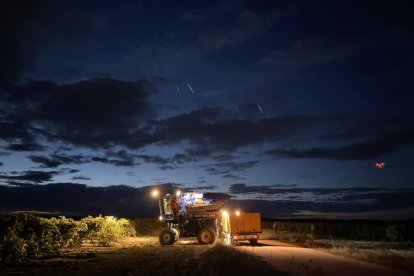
[{"left": 151, "top": 188, "right": 261, "bottom": 246}]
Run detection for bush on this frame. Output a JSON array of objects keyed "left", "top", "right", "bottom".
[
  {"left": 0, "top": 215, "right": 136, "bottom": 264},
  {"left": 385, "top": 225, "right": 403, "bottom": 242},
  {"left": 129, "top": 218, "right": 164, "bottom": 236},
  {"left": 81, "top": 215, "right": 135, "bottom": 246},
  {"left": 0, "top": 215, "right": 69, "bottom": 263},
  {"left": 267, "top": 219, "right": 414, "bottom": 242}
]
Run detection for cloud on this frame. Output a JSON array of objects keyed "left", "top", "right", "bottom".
[
  {"left": 71, "top": 176, "right": 91, "bottom": 181},
  {"left": 0, "top": 0, "right": 99, "bottom": 84},
  {"left": 201, "top": 161, "right": 258, "bottom": 176},
  {"left": 211, "top": 154, "right": 237, "bottom": 162},
  {"left": 29, "top": 155, "right": 63, "bottom": 168},
  {"left": 228, "top": 183, "right": 387, "bottom": 196},
  {"left": 0, "top": 182, "right": 233, "bottom": 217},
  {"left": 221, "top": 174, "right": 245, "bottom": 180},
  {"left": 291, "top": 207, "right": 414, "bottom": 221},
  {"left": 0, "top": 170, "right": 59, "bottom": 185},
  {"left": 267, "top": 130, "right": 414, "bottom": 160},
  {"left": 5, "top": 142, "right": 45, "bottom": 152},
  {"left": 152, "top": 110, "right": 322, "bottom": 152},
  {"left": 123, "top": 32, "right": 199, "bottom": 77},
  {"left": 198, "top": 4, "right": 297, "bottom": 49},
  {"left": 298, "top": 175, "right": 318, "bottom": 179},
  {"left": 0, "top": 121, "right": 37, "bottom": 146},
  {"left": 0, "top": 183, "right": 151, "bottom": 217},
  {"left": 226, "top": 186, "right": 414, "bottom": 219},
  {"left": 0, "top": 182, "right": 412, "bottom": 219},
  {"left": 260, "top": 38, "right": 356, "bottom": 69},
  {"left": 182, "top": 10, "right": 206, "bottom": 21},
  {"left": 68, "top": 169, "right": 80, "bottom": 174},
  {"left": 1, "top": 78, "right": 152, "bottom": 149},
  {"left": 136, "top": 153, "right": 194, "bottom": 170},
  {"left": 90, "top": 156, "right": 138, "bottom": 167},
  {"left": 229, "top": 183, "right": 286, "bottom": 194},
  {"left": 273, "top": 184, "right": 298, "bottom": 188},
  {"left": 2, "top": 78, "right": 412, "bottom": 163},
  {"left": 29, "top": 151, "right": 138, "bottom": 168},
  {"left": 227, "top": 184, "right": 414, "bottom": 214},
  {"left": 29, "top": 153, "right": 87, "bottom": 168},
  {"left": 187, "top": 185, "right": 218, "bottom": 191}
]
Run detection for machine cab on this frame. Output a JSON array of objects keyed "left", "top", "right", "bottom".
[
  {"left": 158, "top": 192, "right": 177, "bottom": 222},
  {"left": 156, "top": 191, "right": 211, "bottom": 223}
]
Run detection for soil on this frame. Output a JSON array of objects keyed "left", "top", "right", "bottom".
[
  {"left": 2, "top": 235, "right": 413, "bottom": 275},
  {"left": 0, "top": 237, "right": 283, "bottom": 276}
]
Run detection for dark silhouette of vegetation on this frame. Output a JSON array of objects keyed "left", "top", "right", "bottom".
[{"left": 262, "top": 219, "right": 414, "bottom": 243}]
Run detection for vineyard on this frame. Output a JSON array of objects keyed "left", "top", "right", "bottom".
[
  {"left": 2, "top": 214, "right": 414, "bottom": 268},
  {"left": 263, "top": 219, "right": 414, "bottom": 242},
  {"left": 0, "top": 215, "right": 136, "bottom": 264}
]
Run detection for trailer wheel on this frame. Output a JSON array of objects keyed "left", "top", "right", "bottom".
[
  {"left": 249, "top": 239, "right": 258, "bottom": 246},
  {"left": 197, "top": 228, "right": 216, "bottom": 244},
  {"left": 159, "top": 229, "right": 175, "bottom": 245}
]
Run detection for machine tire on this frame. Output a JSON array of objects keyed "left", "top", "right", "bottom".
[
  {"left": 171, "top": 228, "right": 180, "bottom": 241},
  {"left": 249, "top": 239, "right": 258, "bottom": 246},
  {"left": 197, "top": 228, "right": 216, "bottom": 244},
  {"left": 159, "top": 229, "right": 175, "bottom": 245}
]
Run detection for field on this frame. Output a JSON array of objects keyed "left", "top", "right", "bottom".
[
  {"left": 1, "top": 215, "right": 414, "bottom": 275},
  {"left": 0, "top": 237, "right": 284, "bottom": 275}
]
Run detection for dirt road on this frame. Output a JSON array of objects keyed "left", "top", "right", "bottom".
[{"left": 239, "top": 240, "right": 412, "bottom": 276}]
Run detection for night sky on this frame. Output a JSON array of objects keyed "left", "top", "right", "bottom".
[{"left": 1, "top": 0, "right": 413, "bottom": 219}]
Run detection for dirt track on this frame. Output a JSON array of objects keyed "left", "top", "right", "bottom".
[{"left": 239, "top": 240, "right": 412, "bottom": 276}]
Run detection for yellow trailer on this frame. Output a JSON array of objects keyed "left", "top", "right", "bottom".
[{"left": 221, "top": 212, "right": 261, "bottom": 245}]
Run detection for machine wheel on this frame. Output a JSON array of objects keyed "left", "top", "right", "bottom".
[
  {"left": 249, "top": 239, "right": 258, "bottom": 246},
  {"left": 171, "top": 228, "right": 180, "bottom": 241},
  {"left": 197, "top": 228, "right": 216, "bottom": 244},
  {"left": 159, "top": 229, "right": 176, "bottom": 245}
]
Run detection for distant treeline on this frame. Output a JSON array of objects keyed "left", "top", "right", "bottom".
[{"left": 262, "top": 218, "right": 414, "bottom": 242}]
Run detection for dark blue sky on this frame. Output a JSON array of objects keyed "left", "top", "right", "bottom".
[{"left": 0, "top": 0, "right": 413, "bottom": 219}]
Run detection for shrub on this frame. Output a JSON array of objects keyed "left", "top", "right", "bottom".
[
  {"left": 267, "top": 219, "right": 414, "bottom": 242},
  {"left": 0, "top": 215, "right": 65, "bottom": 263},
  {"left": 129, "top": 218, "right": 164, "bottom": 236},
  {"left": 0, "top": 214, "right": 136, "bottom": 264},
  {"left": 81, "top": 215, "right": 135, "bottom": 246},
  {"left": 385, "top": 225, "right": 403, "bottom": 242}
]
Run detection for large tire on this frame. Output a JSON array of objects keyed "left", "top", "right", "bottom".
[
  {"left": 171, "top": 228, "right": 179, "bottom": 241},
  {"left": 159, "top": 229, "right": 175, "bottom": 245},
  {"left": 197, "top": 228, "right": 216, "bottom": 244}
]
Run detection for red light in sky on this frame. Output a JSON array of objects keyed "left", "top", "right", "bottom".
[{"left": 375, "top": 162, "right": 385, "bottom": 169}]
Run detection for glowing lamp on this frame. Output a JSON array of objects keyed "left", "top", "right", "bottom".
[
  {"left": 235, "top": 210, "right": 240, "bottom": 216},
  {"left": 176, "top": 190, "right": 181, "bottom": 196},
  {"left": 152, "top": 189, "right": 159, "bottom": 197},
  {"left": 158, "top": 215, "right": 163, "bottom": 221},
  {"left": 222, "top": 210, "right": 229, "bottom": 217}
]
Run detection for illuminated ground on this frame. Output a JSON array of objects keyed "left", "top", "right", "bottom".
[
  {"left": 1, "top": 237, "right": 412, "bottom": 275},
  {"left": 239, "top": 240, "right": 412, "bottom": 276}
]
